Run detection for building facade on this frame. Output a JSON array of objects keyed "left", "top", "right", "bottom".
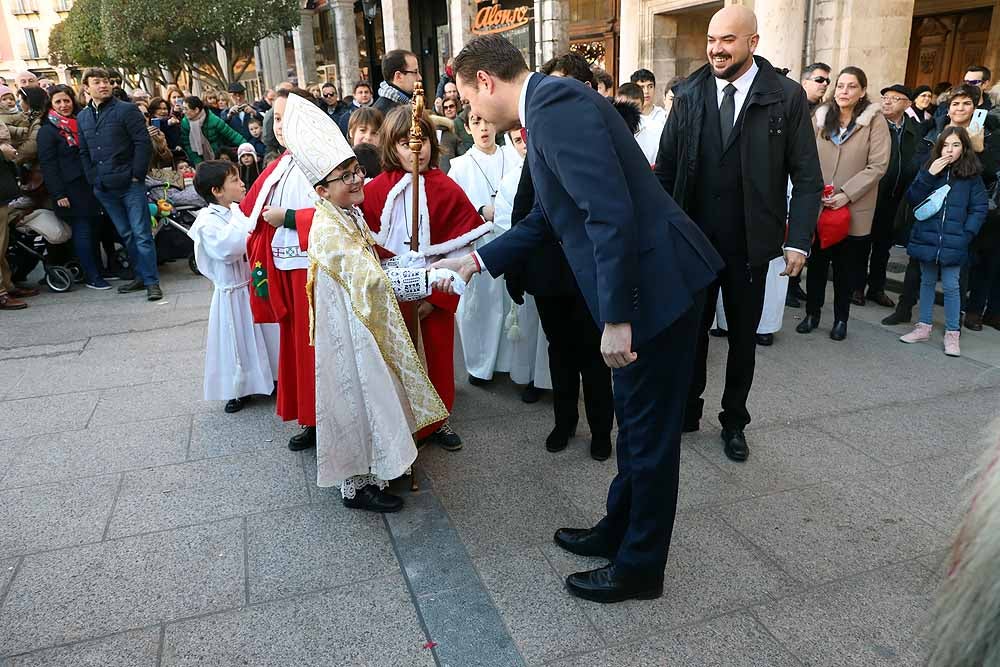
[{"left": 0, "top": 0, "right": 75, "bottom": 84}]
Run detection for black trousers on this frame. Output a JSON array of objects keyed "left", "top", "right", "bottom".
[
  {"left": 805, "top": 235, "right": 868, "bottom": 322},
  {"left": 534, "top": 291, "right": 614, "bottom": 438},
  {"left": 594, "top": 292, "right": 704, "bottom": 575},
  {"left": 859, "top": 203, "right": 899, "bottom": 294},
  {"left": 686, "top": 258, "right": 766, "bottom": 432}
]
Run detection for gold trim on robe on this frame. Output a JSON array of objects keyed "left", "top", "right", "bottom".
[{"left": 306, "top": 199, "right": 448, "bottom": 433}]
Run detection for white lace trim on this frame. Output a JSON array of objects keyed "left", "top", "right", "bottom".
[{"left": 340, "top": 473, "right": 389, "bottom": 499}]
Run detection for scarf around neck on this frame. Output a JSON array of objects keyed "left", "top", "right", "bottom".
[
  {"left": 48, "top": 110, "right": 78, "bottom": 147},
  {"left": 377, "top": 81, "right": 411, "bottom": 107},
  {"left": 188, "top": 110, "right": 214, "bottom": 160}
]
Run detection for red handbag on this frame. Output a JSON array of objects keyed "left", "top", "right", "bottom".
[{"left": 817, "top": 184, "right": 850, "bottom": 249}]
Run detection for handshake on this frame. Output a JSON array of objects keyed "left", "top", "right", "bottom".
[
  {"left": 427, "top": 254, "right": 481, "bottom": 295},
  {"left": 392, "top": 251, "right": 473, "bottom": 296}
]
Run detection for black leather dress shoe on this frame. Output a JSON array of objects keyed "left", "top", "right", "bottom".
[
  {"left": 546, "top": 424, "right": 576, "bottom": 452},
  {"left": 117, "top": 278, "right": 144, "bottom": 294},
  {"left": 590, "top": 435, "right": 612, "bottom": 461},
  {"left": 521, "top": 383, "right": 545, "bottom": 403},
  {"left": 882, "top": 309, "right": 911, "bottom": 326},
  {"left": 554, "top": 527, "right": 615, "bottom": 558},
  {"left": 755, "top": 333, "right": 774, "bottom": 346},
  {"left": 288, "top": 426, "right": 316, "bottom": 451},
  {"left": 565, "top": 565, "right": 663, "bottom": 604},
  {"left": 709, "top": 328, "right": 728, "bottom": 338},
  {"left": 224, "top": 397, "right": 247, "bottom": 413},
  {"left": 721, "top": 428, "right": 749, "bottom": 462},
  {"left": 468, "top": 374, "right": 490, "bottom": 387},
  {"left": 342, "top": 485, "right": 404, "bottom": 513},
  {"left": 830, "top": 320, "right": 848, "bottom": 341},
  {"left": 796, "top": 314, "right": 820, "bottom": 334}
]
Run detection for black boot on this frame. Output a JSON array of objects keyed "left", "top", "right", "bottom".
[
  {"left": 546, "top": 423, "right": 577, "bottom": 453},
  {"left": 342, "top": 485, "right": 404, "bottom": 513},
  {"left": 521, "top": 383, "right": 544, "bottom": 404},
  {"left": 795, "top": 314, "right": 820, "bottom": 334},
  {"left": 590, "top": 434, "right": 612, "bottom": 461},
  {"left": 830, "top": 320, "right": 848, "bottom": 341},
  {"left": 881, "top": 309, "right": 912, "bottom": 326},
  {"left": 288, "top": 426, "right": 316, "bottom": 451}
]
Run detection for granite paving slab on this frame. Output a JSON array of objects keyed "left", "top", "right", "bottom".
[{"left": 5, "top": 627, "right": 162, "bottom": 667}]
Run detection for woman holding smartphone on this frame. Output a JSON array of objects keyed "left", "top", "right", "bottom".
[{"left": 148, "top": 96, "right": 182, "bottom": 152}]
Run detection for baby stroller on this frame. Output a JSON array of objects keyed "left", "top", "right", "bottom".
[
  {"left": 6, "top": 206, "right": 78, "bottom": 292},
  {"left": 146, "top": 179, "right": 205, "bottom": 275}
]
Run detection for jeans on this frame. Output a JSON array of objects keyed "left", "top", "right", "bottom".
[
  {"left": 67, "top": 215, "right": 103, "bottom": 283},
  {"left": 920, "top": 261, "right": 961, "bottom": 331},
  {"left": 93, "top": 182, "right": 158, "bottom": 286}
]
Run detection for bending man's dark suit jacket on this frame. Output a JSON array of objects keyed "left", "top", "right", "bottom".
[{"left": 477, "top": 74, "right": 723, "bottom": 346}]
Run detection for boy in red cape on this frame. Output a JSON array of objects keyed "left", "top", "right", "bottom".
[
  {"left": 361, "top": 107, "right": 490, "bottom": 449},
  {"left": 243, "top": 88, "right": 321, "bottom": 451}
]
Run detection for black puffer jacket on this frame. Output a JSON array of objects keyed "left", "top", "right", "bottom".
[{"left": 654, "top": 56, "right": 823, "bottom": 265}]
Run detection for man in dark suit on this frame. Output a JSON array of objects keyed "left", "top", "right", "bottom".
[
  {"left": 435, "top": 34, "right": 723, "bottom": 604},
  {"left": 655, "top": 6, "right": 822, "bottom": 462}
]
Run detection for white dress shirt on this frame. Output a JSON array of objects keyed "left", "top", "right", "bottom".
[{"left": 715, "top": 59, "right": 759, "bottom": 121}]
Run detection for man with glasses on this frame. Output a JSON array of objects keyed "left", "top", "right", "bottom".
[
  {"left": 801, "top": 62, "right": 831, "bottom": 113},
  {"left": 855, "top": 84, "right": 922, "bottom": 309},
  {"left": 374, "top": 50, "right": 422, "bottom": 115},
  {"left": 438, "top": 98, "right": 463, "bottom": 164},
  {"left": 964, "top": 66, "right": 993, "bottom": 110}
]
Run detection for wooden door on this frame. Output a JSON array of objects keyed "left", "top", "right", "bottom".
[{"left": 906, "top": 8, "right": 993, "bottom": 89}]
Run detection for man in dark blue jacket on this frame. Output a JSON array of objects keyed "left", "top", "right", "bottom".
[
  {"left": 437, "top": 35, "right": 723, "bottom": 604},
  {"left": 77, "top": 67, "right": 160, "bottom": 300}
]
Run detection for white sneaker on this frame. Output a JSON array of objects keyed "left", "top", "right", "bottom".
[
  {"left": 900, "top": 322, "right": 932, "bottom": 344},
  {"left": 944, "top": 330, "right": 961, "bottom": 357}
]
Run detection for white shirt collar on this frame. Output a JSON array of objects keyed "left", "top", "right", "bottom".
[
  {"left": 715, "top": 58, "right": 759, "bottom": 97},
  {"left": 518, "top": 72, "right": 536, "bottom": 128}
]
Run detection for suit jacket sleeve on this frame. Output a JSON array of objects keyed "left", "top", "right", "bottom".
[
  {"left": 477, "top": 199, "right": 554, "bottom": 279},
  {"left": 784, "top": 87, "right": 824, "bottom": 252},
  {"left": 532, "top": 84, "right": 640, "bottom": 324},
  {"left": 654, "top": 98, "right": 681, "bottom": 195},
  {"left": 77, "top": 114, "right": 95, "bottom": 185}
]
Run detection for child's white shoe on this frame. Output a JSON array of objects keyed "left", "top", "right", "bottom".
[
  {"left": 944, "top": 330, "right": 961, "bottom": 357},
  {"left": 900, "top": 322, "right": 932, "bottom": 343}
]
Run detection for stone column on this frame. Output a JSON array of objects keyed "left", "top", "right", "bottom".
[
  {"left": 215, "top": 43, "right": 231, "bottom": 84},
  {"left": 331, "top": 0, "right": 362, "bottom": 95},
  {"left": 449, "top": 0, "right": 476, "bottom": 58},
  {"left": 56, "top": 65, "right": 71, "bottom": 85},
  {"left": 266, "top": 35, "right": 289, "bottom": 86},
  {"left": 811, "top": 0, "right": 915, "bottom": 94},
  {"left": 381, "top": 0, "right": 412, "bottom": 52},
  {"left": 293, "top": 11, "right": 318, "bottom": 86},
  {"left": 618, "top": 0, "right": 641, "bottom": 84},
  {"left": 536, "top": 0, "right": 569, "bottom": 65},
  {"left": 751, "top": 0, "right": 807, "bottom": 80}
]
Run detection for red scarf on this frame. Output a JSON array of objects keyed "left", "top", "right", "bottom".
[{"left": 48, "top": 110, "right": 79, "bottom": 147}]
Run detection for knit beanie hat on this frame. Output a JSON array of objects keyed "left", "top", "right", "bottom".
[
  {"left": 0, "top": 85, "right": 13, "bottom": 98},
  {"left": 237, "top": 143, "right": 257, "bottom": 159}
]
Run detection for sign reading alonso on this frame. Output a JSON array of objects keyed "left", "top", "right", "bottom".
[{"left": 472, "top": 1, "right": 532, "bottom": 35}]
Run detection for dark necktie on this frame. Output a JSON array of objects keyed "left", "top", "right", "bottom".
[{"left": 720, "top": 83, "right": 737, "bottom": 146}]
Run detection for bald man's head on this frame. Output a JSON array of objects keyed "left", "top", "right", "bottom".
[{"left": 706, "top": 6, "right": 759, "bottom": 82}]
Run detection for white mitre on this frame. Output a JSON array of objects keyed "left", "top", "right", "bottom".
[{"left": 282, "top": 93, "right": 356, "bottom": 184}]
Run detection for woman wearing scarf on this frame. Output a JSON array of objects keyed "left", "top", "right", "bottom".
[
  {"left": 180, "top": 95, "right": 245, "bottom": 165},
  {"left": 37, "top": 84, "right": 110, "bottom": 290}
]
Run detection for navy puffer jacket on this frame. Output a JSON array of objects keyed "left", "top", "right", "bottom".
[{"left": 905, "top": 167, "right": 989, "bottom": 266}]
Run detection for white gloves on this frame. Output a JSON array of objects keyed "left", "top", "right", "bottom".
[{"left": 428, "top": 268, "right": 466, "bottom": 295}]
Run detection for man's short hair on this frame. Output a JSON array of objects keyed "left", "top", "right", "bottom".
[
  {"left": 321, "top": 82, "right": 337, "bottom": 93},
  {"left": 454, "top": 35, "right": 528, "bottom": 85},
  {"left": 948, "top": 84, "right": 982, "bottom": 107},
  {"left": 194, "top": 160, "right": 238, "bottom": 204},
  {"left": 617, "top": 82, "right": 643, "bottom": 104},
  {"left": 630, "top": 69, "right": 655, "bottom": 85},
  {"left": 802, "top": 62, "right": 831, "bottom": 78},
  {"left": 354, "top": 80, "right": 372, "bottom": 93},
  {"left": 184, "top": 95, "right": 204, "bottom": 111},
  {"left": 540, "top": 53, "right": 596, "bottom": 87},
  {"left": 966, "top": 65, "right": 992, "bottom": 81},
  {"left": 81, "top": 67, "right": 111, "bottom": 88},
  {"left": 592, "top": 67, "right": 614, "bottom": 90},
  {"left": 382, "top": 49, "right": 416, "bottom": 83}
]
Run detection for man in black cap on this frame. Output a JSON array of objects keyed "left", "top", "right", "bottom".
[
  {"left": 225, "top": 81, "right": 260, "bottom": 142},
  {"left": 855, "top": 84, "right": 923, "bottom": 308}
]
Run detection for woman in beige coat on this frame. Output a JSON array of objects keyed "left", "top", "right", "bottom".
[{"left": 797, "top": 66, "right": 890, "bottom": 341}]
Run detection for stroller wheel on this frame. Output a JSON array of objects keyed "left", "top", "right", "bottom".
[
  {"left": 66, "top": 260, "right": 84, "bottom": 283},
  {"left": 115, "top": 247, "right": 131, "bottom": 271},
  {"left": 188, "top": 253, "right": 200, "bottom": 276},
  {"left": 45, "top": 265, "right": 74, "bottom": 292}
]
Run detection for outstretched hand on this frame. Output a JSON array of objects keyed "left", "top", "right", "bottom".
[
  {"left": 262, "top": 206, "right": 285, "bottom": 228},
  {"left": 429, "top": 255, "right": 479, "bottom": 294}
]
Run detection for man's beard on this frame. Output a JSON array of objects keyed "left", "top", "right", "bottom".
[{"left": 711, "top": 53, "right": 751, "bottom": 81}]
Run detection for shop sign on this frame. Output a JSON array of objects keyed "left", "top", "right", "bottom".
[{"left": 472, "top": 2, "right": 532, "bottom": 35}]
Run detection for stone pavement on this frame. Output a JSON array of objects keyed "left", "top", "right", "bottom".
[{"left": 0, "top": 262, "right": 998, "bottom": 666}]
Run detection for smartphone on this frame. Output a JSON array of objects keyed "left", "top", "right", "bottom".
[
  {"left": 970, "top": 108, "right": 988, "bottom": 133},
  {"left": 150, "top": 117, "right": 166, "bottom": 130}
]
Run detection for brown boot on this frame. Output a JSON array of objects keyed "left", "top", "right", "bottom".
[
  {"left": 964, "top": 312, "right": 984, "bottom": 331},
  {"left": 9, "top": 286, "right": 40, "bottom": 298},
  {"left": 851, "top": 290, "right": 866, "bottom": 306},
  {"left": 0, "top": 293, "right": 27, "bottom": 310},
  {"left": 982, "top": 314, "right": 1000, "bottom": 331},
  {"left": 866, "top": 290, "right": 895, "bottom": 308}
]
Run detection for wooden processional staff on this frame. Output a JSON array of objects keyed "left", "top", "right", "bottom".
[{"left": 407, "top": 81, "right": 425, "bottom": 491}]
